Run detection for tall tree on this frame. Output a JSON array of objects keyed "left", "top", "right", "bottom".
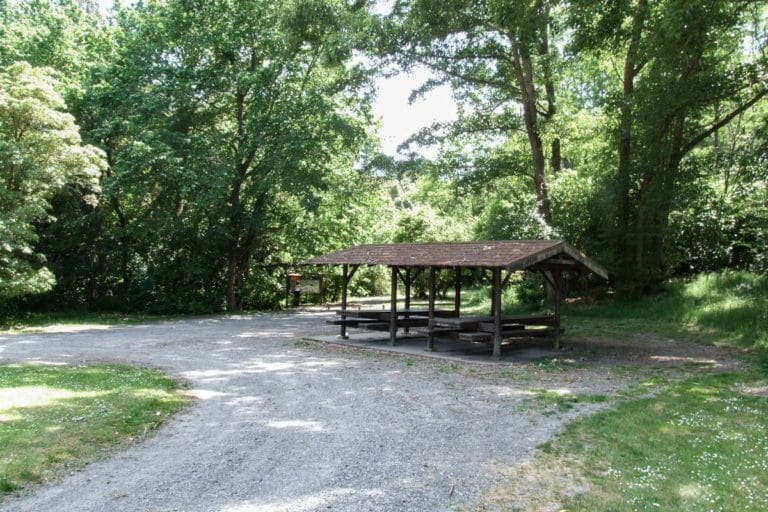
[
  {"left": 87, "top": 0, "right": 374, "bottom": 311},
  {"left": 570, "top": 0, "right": 768, "bottom": 291},
  {"left": 386, "top": 0, "right": 562, "bottom": 224},
  {"left": 0, "top": 62, "right": 104, "bottom": 301},
  {"left": 0, "top": 0, "right": 110, "bottom": 102}
]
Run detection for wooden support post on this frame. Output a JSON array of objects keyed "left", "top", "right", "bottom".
[
  {"left": 454, "top": 266, "right": 461, "bottom": 315},
  {"left": 389, "top": 266, "right": 398, "bottom": 346},
  {"left": 492, "top": 267, "right": 502, "bottom": 359},
  {"left": 489, "top": 269, "right": 496, "bottom": 317},
  {"left": 428, "top": 266, "right": 436, "bottom": 352},
  {"left": 553, "top": 269, "right": 563, "bottom": 350},
  {"left": 404, "top": 267, "right": 412, "bottom": 335},
  {"left": 340, "top": 264, "right": 349, "bottom": 339}
]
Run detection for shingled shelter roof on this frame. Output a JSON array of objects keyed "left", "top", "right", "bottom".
[{"left": 303, "top": 240, "right": 609, "bottom": 279}]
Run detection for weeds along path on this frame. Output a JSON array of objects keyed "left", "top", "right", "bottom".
[{"left": 0, "top": 312, "right": 739, "bottom": 512}]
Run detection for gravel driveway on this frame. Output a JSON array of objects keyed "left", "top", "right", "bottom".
[{"left": 0, "top": 311, "right": 731, "bottom": 511}]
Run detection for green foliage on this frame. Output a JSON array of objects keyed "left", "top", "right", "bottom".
[
  {"left": 0, "top": 62, "right": 105, "bottom": 302},
  {"left": 7, "top": 0, "right": 385, "bottom": 313},
  {"left": 548, "top": 168, "right": 598, "bottom": 248},
  {"left": 474, "top": 180, "right": 552, "bottom": 241},
  {"left": 0, "top": 0, "right": 110, "bottom": 102},
  {"left": 387, "top": 0, "right": 563, "bottom": 224},
  {"left": 0, "top": 0, "right": 766, "bottom": 311},
  {"left": 569, "top": 0, "right": 768, "bottom": 292}
]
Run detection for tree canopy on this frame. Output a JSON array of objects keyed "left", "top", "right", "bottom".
[
  {"left": 0, "top": 61, "right": 104, "bottom": 301},
  {"left": 0, "top": 0, "right": 766, "bottom": 312}
]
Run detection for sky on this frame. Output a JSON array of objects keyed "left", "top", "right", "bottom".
[
  {"left": 372, "top": 68, "right": 456, "bottom": 157},
  {"left": 95, "top": 0, "right": 457, "bottom": 159}
]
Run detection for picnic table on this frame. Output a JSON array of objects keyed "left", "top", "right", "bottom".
[
  {"left": 431, "top": 313, "right": 558, "bottom": 343},
  {"left": 327, "top": 308, "right": 459, "bottom": 332},
  {"left": 432, "top": 313, "right": 555, "bottom": 330},
  {"left": 329, "top": 310, "right": 557, "bottom": 341}
]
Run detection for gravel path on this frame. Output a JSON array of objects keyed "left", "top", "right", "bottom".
[{"left": 0, "top": 312, "right": 736, "bottom": 511}]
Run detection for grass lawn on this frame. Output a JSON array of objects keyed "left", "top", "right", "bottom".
[
  {"left": 0, "top": 364, "right": 188, "bottom": 497},
  {"left": 534, "top": 371, "right": 768, "bottom": 511},
  {"left": 502, "top": 271, "right": 768, "bottom": 511}
]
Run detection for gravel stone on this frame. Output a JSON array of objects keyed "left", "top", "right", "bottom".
[{"left": 0, "top": 311, "right": 738, "bottom": 511}]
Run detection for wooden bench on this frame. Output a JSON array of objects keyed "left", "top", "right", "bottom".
[
  {"left": 458, "top": 327, "right": 560, "bottom": 343},
  {"left": 336, "top": 309, "right": 458, "bottom": 317},
  {"left": 357, "top": 319, "right": 429, "bottom": 331},
  {"left": 335, "top": 310, "right": 385, "bottom": 319},
  {"left": 329, "top": 316, "right": 430, "bottom": 331},
  {"left": 358, "top": 322, "right": 391, "bottom": 331},
  {"left": 326, "top": 316, "right": 380, "bottom": 327}
]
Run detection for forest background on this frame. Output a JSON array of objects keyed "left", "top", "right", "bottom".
[{"left": 1, "top": 0, "right": 766, "bottom": 316}]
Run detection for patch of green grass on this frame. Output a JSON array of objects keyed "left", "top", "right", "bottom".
[
  {"left": 0, "top": 311, "right": 179, "bottom": 334},
  {"left": 531, "top": 357, "right": 583, "bottom": 371},
  {"left": 0, "top": 364, "right": 188, "bottom": 497},
  {"left": 439, "top": 363, "right": 462, "bottom": 373},
  {"left": 461, "top": 271, "right": 767, "bottom": 355},
  {"left": 461, "top": 286, "right": 545, "bottom": 316},
  {"left": 546, "top": 371, "right": 768, "bottom": 511},
  {"left": 293, "top": 339, "right": 314, "bottom": 349},
  {"left": 527, "top": 389, "right": 609, "bottom": 414},
  {"left": 486, "top": 272, "right": 768, "bottom": 509}
]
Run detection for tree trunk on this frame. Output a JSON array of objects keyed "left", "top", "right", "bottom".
[
  {"left": 615, "top": 0, "right": 648, "bottom": 287},
  {"left": 646, "top": 114, "right": 685, "bottom": 288},
  {"left": 226, "top": 249, "right": 240, "bottom": 312},
  {"left": 540, "top": 13, "right": 561, "bottom": 175},
  {"left": 111, "top": 196, "right": 130, "bottom": 302},
  {"left": 550, "top": 139, "right": 561, "bottom": 173},
  {"left": 226, "top": 88, "right": 251, "bottom": 312},
  {"left": 510, "top": 36, "right": 553, "bottom": 225},
  {"left": 226, "top": 167, "right": 245, "bottom": 311}
]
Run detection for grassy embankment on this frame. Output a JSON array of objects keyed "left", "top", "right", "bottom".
[
  {"left": 0, "top": 311, "right": 178, "bottom": 334},
  {"left": 0, "top": 364, "right": 188, "bottom": 497},
  {"left": 511, "top": 271, "right": 768, "bottom": 511},
  {"left": 566, "top": 271, "right": 767, "bottom": 352}
]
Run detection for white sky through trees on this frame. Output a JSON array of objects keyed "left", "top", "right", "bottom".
[{"left": 95, "top": 0, "right": 456, "bottom": 158}]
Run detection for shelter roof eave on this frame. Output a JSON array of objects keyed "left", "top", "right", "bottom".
[{"left": 302, "top": 240, "right": 609, "bottom": 280}]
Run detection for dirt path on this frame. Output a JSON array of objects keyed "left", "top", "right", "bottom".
[{"left": 0, "top": 312, "right": 740, "bottom": 512}]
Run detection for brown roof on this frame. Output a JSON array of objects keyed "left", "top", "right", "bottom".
[{"left": 302, "top": 240, "right": 609, "bottom": 279}]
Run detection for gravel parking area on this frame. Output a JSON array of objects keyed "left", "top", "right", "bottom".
[{"left": 0, "top": 312, "right": 739, "bottom": 511}]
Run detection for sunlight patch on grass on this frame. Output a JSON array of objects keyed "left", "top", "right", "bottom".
[
  {"left": 566, "top": 271, "right": 768, "bottom": 354},
  {"left": 539, "top": 372, "right": 768, "bottom": 511},
  {"left": 0, "top": 387, "right": 105, "bottom": 410},
  {"left": 522, "top": 388, "right": 609, "bottom": 415},
  {"left": 0, "top": 364, "right": 188, "bottom": 497}
]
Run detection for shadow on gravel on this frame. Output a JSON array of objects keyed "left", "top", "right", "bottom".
[{"left": 0, "top": 311, "right": 744, "bottom": 512}]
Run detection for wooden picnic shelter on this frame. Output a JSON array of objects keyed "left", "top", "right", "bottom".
[{"left": 302, "top": 240, "right": 608, "bottom": 359}]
